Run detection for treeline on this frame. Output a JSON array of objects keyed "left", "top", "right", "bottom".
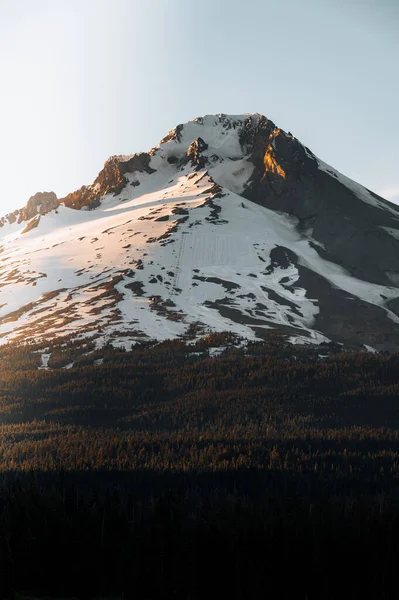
[{"left": 0, "top": 339, "right": 398, "bottom": 479}]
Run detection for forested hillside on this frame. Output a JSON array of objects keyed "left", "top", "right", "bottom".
[{"left": 0, "top": 338, "right": 399, "bottom": 597}]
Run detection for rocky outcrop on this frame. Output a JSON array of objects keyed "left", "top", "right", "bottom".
[
  {"left": 0, "top": 150, "right": 157, "bottom": 228},
  {"left": 59, "top": 153, "right": 155, "bottom": 210},
  {"left": 0, "top": 210, "right": 19, "bottom": 228},
  {"left": 159, "top": 124, "right": 184, "bottom": 145},
  {"left": 21, "top": 215, "right": 41, "bottom": 234},
  {"left": 187, "top": 137, "right": 208, "bottom": 169},
  {"left": 19, "top": 191, "right": 59, "bottom": 223},
  {"left": 0, "top": 192, "right": 58, "bottom": 228}
]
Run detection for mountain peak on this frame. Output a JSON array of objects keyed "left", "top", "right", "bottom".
[
  {"left": 54, "top": 114, "right": 275, "bottom": 212},
  {"left": 1, "top": 113, "right": 399, "bottom": 351}
]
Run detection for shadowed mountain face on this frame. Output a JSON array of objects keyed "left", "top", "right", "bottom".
[
  {"left": 237, "top": 118, "right": 399, "bottom": 348},
  {"left": 243, "top": 123, "right": 399, "bottom": 288},
  {"left": 0, "top": 113, "right": 398, "bottom": 351}
]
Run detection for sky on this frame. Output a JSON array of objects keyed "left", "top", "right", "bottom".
[{"left": 0, "top": 0, "right": 398, "bottom": 215}]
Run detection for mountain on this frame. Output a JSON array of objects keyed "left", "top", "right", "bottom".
[{"left": 1, "top": 112, "right": 399, "bottom": 351}]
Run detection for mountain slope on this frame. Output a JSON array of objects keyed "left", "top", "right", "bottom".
[{"left": 1, "top": 113, "right": 399, "bottom": 350}]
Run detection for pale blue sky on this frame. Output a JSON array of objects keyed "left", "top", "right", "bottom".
[{"left": 0, "top": 0, "right": 398, "bottom": 214}]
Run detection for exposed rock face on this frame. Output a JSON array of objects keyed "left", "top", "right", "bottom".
[
  {"left": 187, "top": 137, "right": 208, "bottom": 169},
  {"left": 60, "top": 153, "right": 155, "bottom": 210},
  {"left": 0, "top": 210, "right": 19, "bottom": 228},
  {"left": 159, "top": 124, "right": 184, "bottom": 145},
  {"left": 21, "top": 215, "right": 41, "bottom": 234},
  {"left": 0, "top": 192, "right": 58, "bottom": 228},
  {"left": 19, "top": 191, "right": 59, "bottom": 223}
]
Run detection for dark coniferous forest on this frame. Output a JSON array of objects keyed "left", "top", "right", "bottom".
[{"left": 1, "top": 334, "right": 399, "bottom": 598}]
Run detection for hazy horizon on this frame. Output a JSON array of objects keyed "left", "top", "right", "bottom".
[{"left": 0, "top": 0, "right": 398, "bottom": 214}]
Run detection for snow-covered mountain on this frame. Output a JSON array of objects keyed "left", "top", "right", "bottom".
[{"left": 1, "top": 113, "right": 399, "bottom": 351}]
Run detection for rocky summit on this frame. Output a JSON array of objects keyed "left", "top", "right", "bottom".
[{"left": 1, "top": 113, "right": 399, "bottom": 350}]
